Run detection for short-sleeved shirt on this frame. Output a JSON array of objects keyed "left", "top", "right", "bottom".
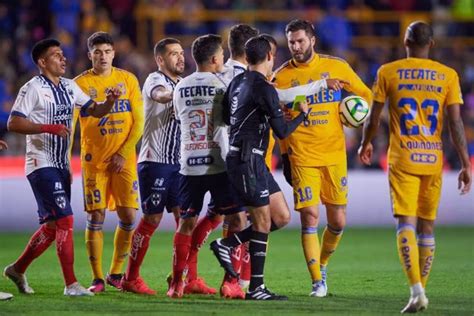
[
  {"left": 219, "top": 59, "right": 247, "bottom": 85},
  {"left": 138, "top": 71, "right": 181, "bottom": 165},
  {"left": 373, "top": 57, "right": 463, "bottom": 175},
  {"left": 10, "top": 75, "right": 92, "bottom": 175},
  {"left": 173, "top": 71, "right": 229, "bottom": 176},
  {"left": 274, "top": 54, "right": 372, "bottom": 167}
]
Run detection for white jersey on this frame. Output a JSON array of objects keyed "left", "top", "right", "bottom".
[
  {"left": 219, "top": 59, "right": 247, "bottom": 85},
  {"left": 10, "top": 75, "right": 92, "bottom": 175},
  {"left": 173, "top": 72, "right": 229, "bottom": 176},
  {"left": 138, "top": 71, "right": 181, "bottom": 165}
]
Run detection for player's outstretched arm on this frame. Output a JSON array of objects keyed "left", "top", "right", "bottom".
[
  {"left": 269, "top": 101, "right": 309, "bottom": 139},
  {"left": 85, "top": 87, "right": 121, "bottom": 118},
  {"left": 358, "top": 101, "right": 384, "bottom": 165},
  {"left": 151, "top": 86, "right": 173, "bottom": 104},
  {"left": 275, "top": 79, "right": 348, "bottom": 104},
  {"left": 8, "top": 115, "right": 70, "bottom": 138},
  {"left": 447, "top": 104, "right": 472, "bottom": 194}
]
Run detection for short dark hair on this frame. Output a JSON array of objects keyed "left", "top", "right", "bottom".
[
  {"left": 260, "top": 33, "right": 277, "bottom": 47},
  {"left": 192, "top": 34, "right": 222, "bottom": 65},
  {"left": 245, "top": 35, "right": 272, "bottom": 65},
  {"left": 406, "top": 21, "right": 433, "bottom": 47},
  {"left": 87, "top": 31, "right": 114, "bottom": 51},
  {"left": 229, "top": 24, "right": 259, "bottom": 58},
  {"left": 285, "top": 19, "right": 316, "bottom": 38},
  {"left": 154, "top": 38, "right": 181, "bottom": 56},
  {"left": 31, "top": 38, "right": 61, "bottom": 65}
]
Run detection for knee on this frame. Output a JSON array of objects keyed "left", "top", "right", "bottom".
[
  {"left": 300, "top": 208, "right": 319, "bottom": 228},
  {"left": 328, "top": 217, "right": 346, "bottom": 231},
  {"left": 118, "top": 209, "right": 136, "bottom": 225},
  {"left": 227, "top": 213, "right": 246, "bottom": 231},
  {"left": 272, "top": 210, "right": 290, "bottom": 229},
  {"left": 88, "top": 209, "right": 106, "bottom": 222},
  {"left": 417, "top": 219, "right": 435, "bottom": 236}
]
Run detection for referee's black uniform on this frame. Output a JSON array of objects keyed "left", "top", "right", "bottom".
[{"left": 223, "top": 70, "right": 306, "bottom": 207}]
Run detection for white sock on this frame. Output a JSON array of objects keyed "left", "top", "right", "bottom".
[{"left": 410, "top": 282, "right": 424, "bottom": 297}]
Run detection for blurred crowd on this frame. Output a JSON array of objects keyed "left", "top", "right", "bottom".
[{"left": 0, "top": 0, "right": 473, "bottom": 170}]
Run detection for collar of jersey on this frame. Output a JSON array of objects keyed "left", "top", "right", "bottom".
[{"left": 40, "top": 74, "right": 63, "bottom": 89}]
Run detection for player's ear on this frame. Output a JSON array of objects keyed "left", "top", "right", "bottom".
[
  {"left": 429, "top": 39, "right": 435, "bottom": 49},
  {"left": 87, "top": 51, "right": 92, "bottom": 61},
  {"left": 310, "top": 35, "right": 316, "bottom": 48}
]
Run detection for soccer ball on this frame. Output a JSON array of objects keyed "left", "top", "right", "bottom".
[{"left": 339, "top": 95, "right": 370, "bottom": 128}]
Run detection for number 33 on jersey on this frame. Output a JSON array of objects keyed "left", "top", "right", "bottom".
[{"left": 373, "top": 57, "right": 463, "bottom": 175}]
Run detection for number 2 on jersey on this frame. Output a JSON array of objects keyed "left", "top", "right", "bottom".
[
  {"left": 189, "top": 109, "right": 214, "bottom": 142},
  {"left": 398, "top": 98, "right": 439, "bottom": 136}
]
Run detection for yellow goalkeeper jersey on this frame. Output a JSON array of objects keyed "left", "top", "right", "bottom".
[
  {"left": 373, "top": 57, "right": 463, "bottom": 175},
  {"left": 274, "top": 54, "right": 372, "bottom": 166},
  {"left": 74, "top": 67, "right": 144, "bottom": 170}
]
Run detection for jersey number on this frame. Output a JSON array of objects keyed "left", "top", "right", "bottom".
[
  {"left": 398, "top": 98, "right": 439, "bottom": 136},
  {"left": 189, "top": 109, "right": 214, "bottom": 141}
]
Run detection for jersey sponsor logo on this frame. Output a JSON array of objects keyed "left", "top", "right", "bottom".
[
  {"left": 110, "top": 99, "right": 131, "bottom": 114},
  {"left": 286, "top": 89, "right": 342, "bottom": 108},
  {"left": 55, "top": 182, "right": 63, "bottom": 190},
  {"left": 397, "top": 68, "right": 440, "bottom": 81},
  {"left": 185, "top": 141, "right": 220, "bottom": 151},
  {"left": 403, "top": 141, "right": 442, "bottom": 151},
  {"left": 185, "top": 99, "right": 213, "bottom": 106},
  {"left": 154, "top": 177, "right": 165, "bottom": 187},
  {"left": 398, "top": 84, "right": 442, "bottom": 93},
  {"left": 410, "top": 153, "right": 437, "bottom": 164},
  {"left": 259, "top": 189, "right": 269, "bottom": 198},
  {"left": 187, "top": 155, "right": 214, "bottom": 166},
  {"left": 179, "top": 85, "right": 216, "bottom": 98}
]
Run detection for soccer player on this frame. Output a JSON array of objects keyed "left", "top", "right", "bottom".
[
  {"left": 120, "top": 38, "right": 184, "bottom": 295},
  {"left": 210, "top": 35, "right": 310, "bottom": 300},
  {"left": 167, "top": 34, "right": 245, "bottom": 298},
  {"left": 73, "top": 32, "right": 144, "bottom": 292},
  {"left": 358, "top": 21, "right": 471, "bottom": 313},
  {"left": 273, "top": 19, "right": 372, "bottom": 297},
  {"left": 4, "top": 38, "right": 120, "bottom": 296}
]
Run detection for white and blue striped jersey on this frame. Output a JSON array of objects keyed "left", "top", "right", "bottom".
[
  {"left": 219, "top": 59, "right": 247, "bottom": 85},
  {"left": 10, "top": 75, "right": 92, "bottom": 175},
  {"left": 138, "top": 71, "right": 181, "bottom": 165},
  {"left": 173, "top": 72, "right": 229, "bottom": 176}
]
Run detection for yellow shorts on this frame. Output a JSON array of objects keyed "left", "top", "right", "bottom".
[
  {"left": 82, "top": 166, "right": 139, "bottom": 212},
  {"left": 388, "top": 165, "right": 442, "bottom": 220},
  {"left": 291, "top": 163, "right": 348, "bottom": 209}
]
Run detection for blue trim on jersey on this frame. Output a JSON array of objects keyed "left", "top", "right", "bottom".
[{"left": 10, "top": 110, "right": 26, "bottom": 118}]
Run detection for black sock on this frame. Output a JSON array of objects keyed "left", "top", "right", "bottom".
[
  {"left": 270, "top": 220, "right": 279, "bottom": 232},
  {"left": 249, "top": 230, "right": 268, "bottom": 291},
  {"left": 221, "top": 225, "right": 253, "bottom": 247}
]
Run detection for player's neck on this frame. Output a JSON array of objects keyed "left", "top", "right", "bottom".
[
  {"left": 41, "top": 71, "right": 60, "bottom": 86},
  {"left": 92, "top": 67, "right": 112, "bottom": 76},
  {"left": 230, "top": 55, "right": 247, "bottom": 66},
  {"left": 406, "top": 48, "right": 429, "bottom": 59},
  {"left": 197, "top": 64, "right": 217, "bottom": 73},
  {"left": 159, "top": 67, "right": 179, "bottom": 82}
]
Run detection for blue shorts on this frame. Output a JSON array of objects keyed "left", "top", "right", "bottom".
[
  {"left": 226, "top": 153, "right": 281, "bottom": 207},
  {"left": 27, "top": 167, "right": 73, "bottom": 224},
  {"left": 179, "top": 172, "right": 242, "bottom": 219},
  {"left": 138, "top": 162, "right": 183, "bottom": 215}
]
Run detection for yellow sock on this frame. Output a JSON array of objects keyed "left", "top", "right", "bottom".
[
  {"left": 301, "top": 227, "right": 321, "bottom": 282},
  {"left": 396, "top": 224, "right": 421, "bottom": 286},
  {"left": 418, "top": 234, "right": 435, "bottom": 288},
  {"left": 85, "top": 220, "right": 104, "bottom": 280},
  {"left": 320, "top": 225, "right": 343, "bottom": 266},
  {"left": 110, "top": 221, "right": 134, "bottom": 275}
]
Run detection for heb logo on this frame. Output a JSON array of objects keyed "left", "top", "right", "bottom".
[
  {"left": 410, "top": 153, "right": 437, "bottom": 164},
  {"left": 187, "top": 156, "right": 214, "bottom": 166}
]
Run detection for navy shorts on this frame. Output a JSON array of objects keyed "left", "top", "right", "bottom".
[
  {"left": 179, "top": 172, "right": 242, "bottom": 219},
  {"left": 27, "top": 167, "right": 73, "bottom": 224},
  {"left": 138, "top": 162, "right": 183, "bottom": 215},
  {"left": 226, "top": 153, "right": 281, "bottom": 207}
]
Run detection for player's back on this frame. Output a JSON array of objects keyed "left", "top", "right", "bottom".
[
  {"left": 74, "top": 67, "right": 143, "bottom": 170},
  {"left": 173, "top": 72, "right": 228, "bottom": 176},
  {"left": 373, "top": 57, "right": 463, "bottom": 174}
]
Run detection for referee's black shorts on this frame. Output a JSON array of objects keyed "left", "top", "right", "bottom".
[{"left": 226, "top": 152, "right": 281, "bottom": 208}]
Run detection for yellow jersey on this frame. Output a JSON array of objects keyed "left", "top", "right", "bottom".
[
  {"left": 74, "top": 67, "right": 144, "bottom": 170},
  {"left": 274, "top": 54, "right": 372, "bottom": 167},
  {"left": 373, "top": 57, "right": 463, "bottom": 175}
]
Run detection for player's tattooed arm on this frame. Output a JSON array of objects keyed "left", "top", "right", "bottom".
[
  {"left": 447, "top": 104, "right": 472, "bottom": 194},
  {"left": 86, "top": 87, "right": 121, "bottom": 118},
  {"left": 358, "top": 101, "right": 384, "bottom": 165},
  {"left": 151, "top": 86, "right": 173, "bottom": 104}
]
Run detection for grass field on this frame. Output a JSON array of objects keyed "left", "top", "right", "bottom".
[{"left": 0, "top": 227, "right": 473, "bottom": 315}]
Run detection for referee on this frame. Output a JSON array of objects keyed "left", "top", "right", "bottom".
[{"left": 211, "top": 35, "right": 308, "bottom": 300}]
